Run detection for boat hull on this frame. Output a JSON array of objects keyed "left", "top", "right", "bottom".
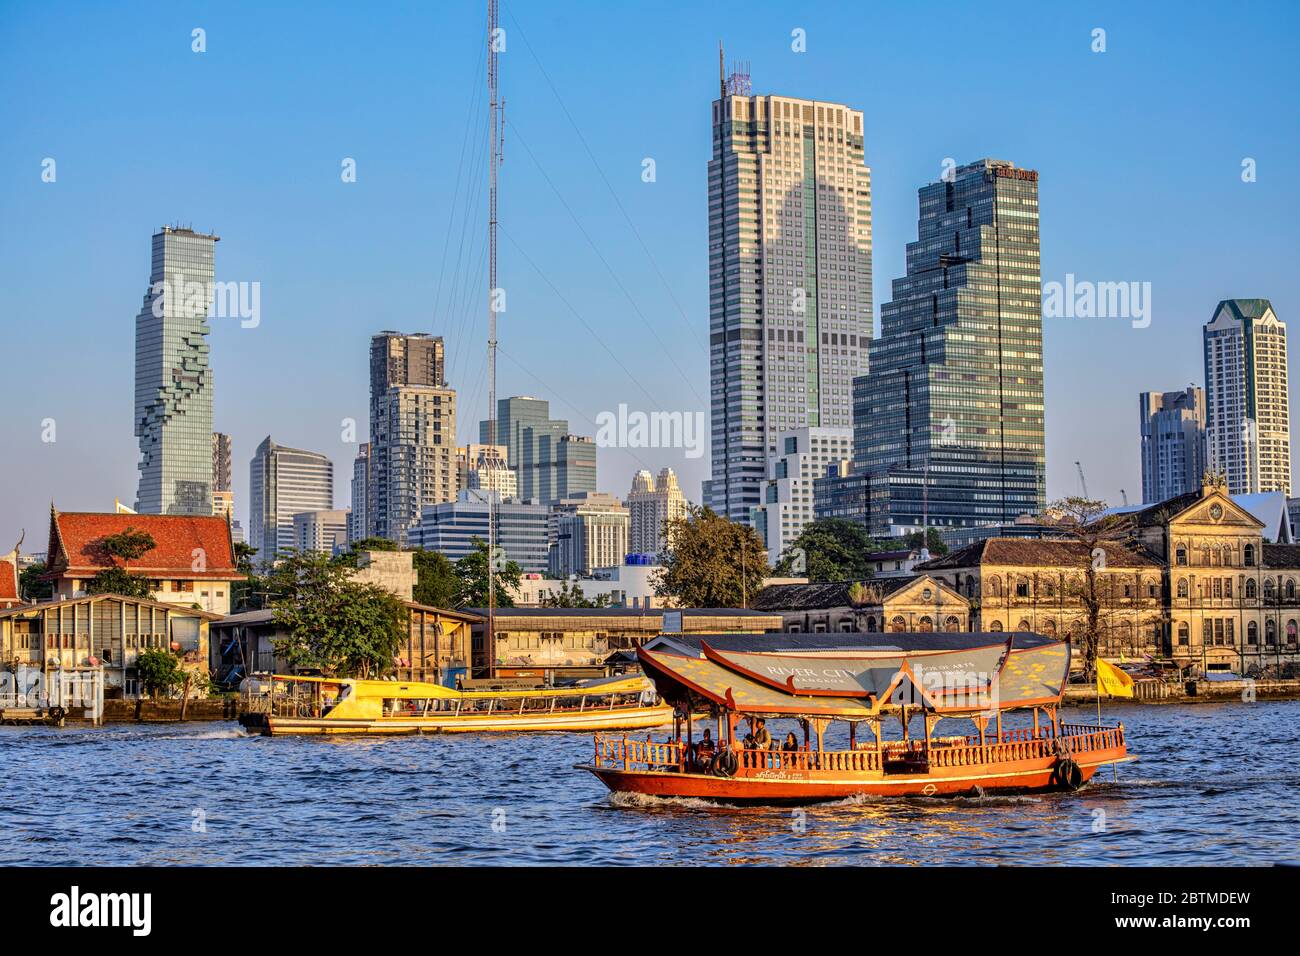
[
  {"left": 251, "top": 704, "right": 674, "bottom": 736},
  {"left": 581, "top": 747, "right": 1134, "bottom": 804}
]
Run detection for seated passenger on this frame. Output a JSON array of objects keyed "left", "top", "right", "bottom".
[{"left": 782, "top": 731, "right": 800, "bottom": 752}]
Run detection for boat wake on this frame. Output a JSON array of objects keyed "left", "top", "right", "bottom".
[{"left": 607, "top": 791, "right": 727, "bottom": 811}]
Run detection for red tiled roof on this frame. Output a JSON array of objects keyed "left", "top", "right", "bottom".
[
  {"left": 0, "top": 559, "right": 18, "bottom": 605},
  {"left": 46, "top": 510, "right": 240, "bottom": 581}
]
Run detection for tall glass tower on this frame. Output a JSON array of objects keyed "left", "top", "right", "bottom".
[
  {"left": 858, "top": 159, "right": 1044, "bottom": 535},
  {"left": 134, "top": 226, "right": 219, "bottom": 515},
  {"left": 703, "top": 67, "right": 873, "bottom": 524}
]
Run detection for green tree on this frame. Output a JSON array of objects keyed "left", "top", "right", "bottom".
[
  {"left": 86, "top": 566, "right": 154, "bottom": 599},
  {"left": 455, "top": 539, "right": 521, "bottom": 608},
  {"left": 336, "top": 537, "right": 399, "bottom": 561},
  {"left": 410, "top": 548, "right": 461, "bottom": 608},
  {"left": 540, "top": 580, "right": 614, "bottom": 608},
  {"left": 774, "top": 518, "right": 881, "bottom": 582},
  {"left": 902, "top": 528, "right": 950, "bottom": 557},
  {"left": 18, "top": 561, "right": 53, "bottom": 601},
  {"left": 1046, "top": 497, "right": 1138, "bottom": 680},
  {"left": 136, "top": 648, "right": 184, "bottom": 698},
  {"left": 653, "top": 506, "right": 767, "bottom": 608},
  {"left": 270, "top": 550, "right": 408, "bottom": 678},
  {"left": 98, "top": 527, "right": 157, "bottom": 563}
]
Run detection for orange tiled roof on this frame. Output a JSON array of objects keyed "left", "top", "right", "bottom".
[
  {"left": 46, "top": 510, "right": 240, "bottom": 581},
  {"left": 0, "top": 559, "right": 18, "bottom": 605}
]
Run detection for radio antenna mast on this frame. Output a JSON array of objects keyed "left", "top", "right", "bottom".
[{"left": 485, "top": 0, "right": 503, "bottom": 680}]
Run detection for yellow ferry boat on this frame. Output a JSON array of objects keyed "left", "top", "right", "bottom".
[{"left": 239, "top": 673, "right": 673, "bottom": 735}]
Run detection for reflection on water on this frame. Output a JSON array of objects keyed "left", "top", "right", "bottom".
[{"left": 2, "top": 700, "right": 1297, "bottom": 866}]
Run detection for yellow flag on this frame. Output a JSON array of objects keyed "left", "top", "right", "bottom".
[{"left": 1096, "top": 657, "right": 1135, "bottom": 698}]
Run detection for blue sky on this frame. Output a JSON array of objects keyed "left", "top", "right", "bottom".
[{"left": 2, "top": 0, "right": 1297, "bottom": 550}]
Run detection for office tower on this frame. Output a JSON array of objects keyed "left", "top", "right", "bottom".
[
  {"left": 1139, "top": 387, "right": 1207, "bottom": 504},
  {"left": 411, "top": 490, "right": 550, "bottom": 574},
  {"left": 627, "top": 467, "right": 688, "bottom": 557},
  {"left": 349, "top": 443, "right": 370, "bottom": 543},
  {"left": 212, "top": 433, "right": 232, "bottom": 492},
  {"left": 134, "top": 226, "right": 219, "bottom": 515},
  {"left": 458, "top": 444, "right": 517, "bottom": 499},
  {"left": 549, "top": 492, "right": 630, "bottom": 578},
  {"left": 753, "top": 426, "right": 852, "bottom": 565},
  {"left": 249, "top": 436, "right": 334, "bottom": 562},
  {"left": 1204, "top": 299, "right": 1291, "bottom": 495},
  {"left": 481, "top": 396, "right": 597, "bottom": 502},
  {"left": 857, "top": 159, "right": 1044, "bottom": 536},
  {"left": 703, "top": 68, "right": 873, "bottom": 524},
  {"left": 293, "top": 509, "right": 351, "bottom": 556},
  {"left": 369, "top": 332, "right": 458, "bottom": 543}
]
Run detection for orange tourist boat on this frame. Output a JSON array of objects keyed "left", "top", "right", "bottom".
[{"left": 579, "top": 632, "right": 1133, "bottom": 803}]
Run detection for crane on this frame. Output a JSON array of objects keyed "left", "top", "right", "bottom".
[{"left": 1075, "top": 461, "right": 1090, "bottom": 499}]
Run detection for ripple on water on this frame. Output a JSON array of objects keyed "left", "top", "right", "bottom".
[{"left": 1, "top": 700, "right": 1298, "bottom": 865}]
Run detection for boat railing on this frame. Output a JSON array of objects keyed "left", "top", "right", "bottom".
[{"left": 593, "top": 724, "right": 1125, "bottom": 775}]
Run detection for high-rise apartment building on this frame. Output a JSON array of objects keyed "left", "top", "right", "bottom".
[
  {"left": 857, "top": 159, "right": 1044, "bottom": 536},
  {"left": 753, "top": 426, "right": 853, "bottom": 565},
  {"left": 349, "top": 443, "right": 370, "bottom": 543},
  {"left": 549, "top": 492, "right": 630, "bottom": 578},
  {"left": 458, "top": 444, "right": 517, "bottom": 499},
  {"left": 212, "top": 432, "right": 232, "bottom": 492},
  {"left": 481, "top": 396, "right": 596, "bottom": 502},
  {"left": 703, "top": 70, "right": 873, "bottom": 523},
  {"left": 249, "top": 436, "right": 334, "bottom": 562},
  {"left": 134, "top": 226, "right": 219, "bottom": 515},
  {"left": 627, "top": 467, "right": 688, "bottom": 557},
  {"left": 1204, "top": 299, "right": 1291, "bottom": 495},
  {"left": 1139, "top": 387, "right": 1206, "bottom": 504},
  {"left": 369, "top": 332, "right": 458, "bottom": 544},
  {"left": 293, "top": 509, "right": 351, "bottom": 556}
]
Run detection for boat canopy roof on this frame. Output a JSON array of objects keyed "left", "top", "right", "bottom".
[{"left": 637, "top": 632, "right": 1070, "bottom": 719}]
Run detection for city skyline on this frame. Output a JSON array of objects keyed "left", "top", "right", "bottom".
[{"left": 3, "top": 1, "right": 1299, "bottom": 551}]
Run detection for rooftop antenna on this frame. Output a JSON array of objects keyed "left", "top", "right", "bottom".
[
  {"left": 485, "top": 0, "right": 504, "bottom": 680},
  {"left": 718, "top": 41, "right": 725, "bottom": 100}
]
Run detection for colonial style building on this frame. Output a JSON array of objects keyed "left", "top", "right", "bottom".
[
  {"left": 752, "top": 574, "right": 969, "bottom": 634},
  {"left": 918, "top": 539, "right": 1165, "bottom": 655},
  {"left": 43, "top": 508, "right": 243, "bottom": 614},
  {"left": 918, "top": 477, "right": 1300, "bottom": 675}
]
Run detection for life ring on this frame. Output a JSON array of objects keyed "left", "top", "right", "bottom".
[
  {"left": 1053, "top": 757, "right": 1083, "bottom": 791},
  {"left": 711, "top": 750, "right": 739, "bottom": 777}
]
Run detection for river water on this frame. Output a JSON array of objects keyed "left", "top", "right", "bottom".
[{"left": 2, "top": 700, "right": 1297, "bottom": 866}]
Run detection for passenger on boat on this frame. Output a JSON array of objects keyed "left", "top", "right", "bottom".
[
  {"left": 693, "top": 729, "right": 716, "bottom": 771},
  {"left": 752, "top": 719, "right": 772, "bottom": 749},
  {"left": 782, "top": 732, "right": 799, "bottom": 752}
]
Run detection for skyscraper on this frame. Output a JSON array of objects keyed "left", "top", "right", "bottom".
[
  {"left": 349, "top": 442, "right": 371, "bottom": 543},
  {"left": 134, "top": 226, "right": 219, "bottom": 515},
  {"left": 1139, "top": 387, "right": 1206, "bottom": 504},
  {"left": 857, "top": 159, "right": 1044, "bottom": 536},
  {"left": 754, "top": 426, "right": 853, "bottom": 565},
  {"left": 703, "top": 69, "right": 873, "bottom": 523},
  {"left": 369, "top": 332, "right": 458, "bottom": 543},
  {"left": 549, "top": 492, "right": 630, "bottom": 578},
  {"left": 212, "top": 432, "right": 232, "bottom": 492},
  {"left": 458, "top": 444, "right": 517, "bottom": 499},
  {"left": 249, "top": 436, "right": 334, "bottom": 562},
  {"left": 627, "top": 467, "right": 688, "bottom": 557},
  {"left": 1204, "top": 299, "right": 1291, "bottom": 495},
  {"left": 480, "top": 396, "right": 596, "bottom": 502}
]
